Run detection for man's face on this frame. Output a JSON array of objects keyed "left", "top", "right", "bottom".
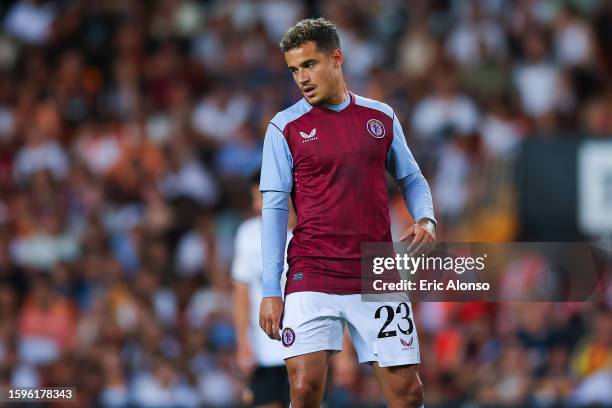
[{"left": 285, "top": 41, "right": 342, "bottom": 105}]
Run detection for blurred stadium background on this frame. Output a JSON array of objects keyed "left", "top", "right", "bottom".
[{"left": 0, "top": 0, "right": 610, "bottom": 406}]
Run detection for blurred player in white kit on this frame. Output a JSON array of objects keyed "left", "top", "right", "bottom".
[{"left": 232, "top": 172, "right": 293, "bottom": 407}]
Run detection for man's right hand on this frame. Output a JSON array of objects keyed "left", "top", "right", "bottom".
[
  {"left": 235, "top": 342, "right": 257, "bottom": 376},
  {"left": 259, "top": 296, "right": 284, "bottom": 341}
]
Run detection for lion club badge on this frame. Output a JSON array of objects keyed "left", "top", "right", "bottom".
[
  {"left": 366, "top": 119, "right": 385, "bottom": 138},
  {"left": 281, "top": 327, "right": 295, "bottom": 347}
]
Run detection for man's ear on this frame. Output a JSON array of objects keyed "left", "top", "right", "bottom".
[{"left": 331, "top": 49, "right": 343, "bottom": 67}]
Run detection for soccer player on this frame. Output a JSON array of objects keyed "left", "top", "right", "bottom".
[
  {"left": 259, "top": 18, "right": 436, "bottom": 408},
  {"left": 232, "top": 173, "right": 293, "bottom": 407}
]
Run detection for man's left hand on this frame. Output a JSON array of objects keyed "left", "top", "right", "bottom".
[{"left": 400, "top": 218, "right": 436, "bottom": 256}]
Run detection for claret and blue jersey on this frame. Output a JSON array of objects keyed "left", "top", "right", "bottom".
[{"left": 261, "top": 92, "right": 435, "bottom": 296}]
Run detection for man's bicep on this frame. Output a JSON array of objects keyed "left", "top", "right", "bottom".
[
  {"left": 260, "top": 123, "right": 293, "bottom": 193},
  {"left": 386, "top": 114, "right": 421, "bottom": 180}
]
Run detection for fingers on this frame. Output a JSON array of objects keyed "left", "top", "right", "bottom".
[
  {"left": 271, "top": 319, "right": 281, "bottom": 341},
  {"left": 265, "top": 318, "right": 280, "bottom": 340},
  {"left": 400, "top": 224, "right": 417, "bottom": 241},
  {"left": 406, "top": 228, "right": 424, "bottom": 254},
  {"left": 262, "top": 318, "right": 275, "bottom": 340},
  {"left": 262, "top": 319, "right": 271, "bottom": 339},
  {"left": 259, "top": 313, "right": 281, "bottom": 341},
  {"left": 265, "top": 320, "right": 274, "bottom": 340},
  {"left": 412, "top": 235, "right": 434, "bottom": 257},
  {"left": 406, "top": 225, "right": 436, "bottom": 256}
]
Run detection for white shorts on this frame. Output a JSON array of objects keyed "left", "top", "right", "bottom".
[{"left": 280, "top": 292, "right": 420, "bottom": 367}]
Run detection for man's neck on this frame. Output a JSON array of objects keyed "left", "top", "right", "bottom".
[
  {"left": 324, "top": 85, "right": 349, "bottom": 106},
  {"left": 324, "top": 91, "right": 350, "bottom": 112},
  {"left": 324, "top": 76, "right": 348, "bottom": 105}
]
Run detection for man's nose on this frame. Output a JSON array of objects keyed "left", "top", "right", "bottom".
[{"left": 298, "top": 69, "right": 310, "bottom": 84}]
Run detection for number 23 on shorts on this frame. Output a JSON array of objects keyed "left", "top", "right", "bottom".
[
  {"left": 373, "top": 301, "right": 419, "bottom": 365},
  {"left": 375, "top": 302, "right": 414, "bottom": 339}
]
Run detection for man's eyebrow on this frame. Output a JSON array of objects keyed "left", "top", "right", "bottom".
[
  {"left": 288, "top": 59, "right": 317, "bottom": 70},
  {"left": 299, "top": 59, "right": 316, "bottom": 67}
]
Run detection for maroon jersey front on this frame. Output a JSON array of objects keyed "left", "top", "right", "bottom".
[{"left": 275, "top": 93, "right": 396, "bottom": 295}]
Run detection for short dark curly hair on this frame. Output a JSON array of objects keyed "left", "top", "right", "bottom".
[{"left": 280, "top": 18, "right": 341, "bottom": 53}]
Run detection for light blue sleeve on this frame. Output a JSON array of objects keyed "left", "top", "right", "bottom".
[
  {"left": 387, "top": 113, "right": 436, "bottom": 224},
  {"left": 397, "top": 173, "right": 436, "bottom": 224},
  {"left": 386, "top": 114, "right": 421, "bottom": 180},
  {"left": 260, "top": 123, "right": 293, "bottom": 193},
  {"left": 261, "top": 191, "right": 290, "bottom": 297}
]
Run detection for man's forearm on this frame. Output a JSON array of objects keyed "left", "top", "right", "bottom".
[
  {"left": 232, "top": 282, "right": 251, "bottom": 344},
  {"left": 397, "top": 171, "right": 436, "bottom": 226},
  {"left": 261, "top": 191, "right": 290, "bottom": 297}
]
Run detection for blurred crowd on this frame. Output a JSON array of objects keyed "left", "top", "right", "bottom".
[{"left": 0, "top": 0, "right": 610, "bottom": 406}]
